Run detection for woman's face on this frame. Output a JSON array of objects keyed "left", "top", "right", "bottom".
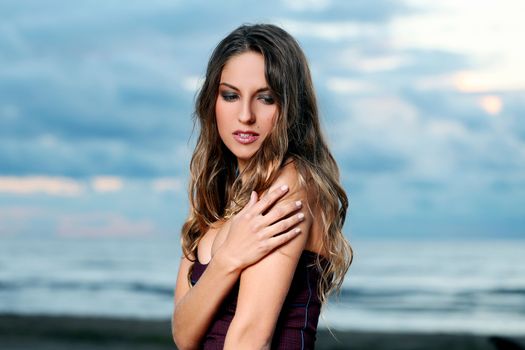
[{"left": 215, "top": 51, "right": 278, "bottom": 172}]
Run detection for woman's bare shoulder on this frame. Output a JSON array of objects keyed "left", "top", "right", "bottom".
[
  {"left": 270, "top": 158, "right": 319, "bottom": 206},
  {"left": 275, "top": 158, "right": 326, "bottom": 254},
  {"left": 267, "top": 158, "right": 303, "bottom": 193}
]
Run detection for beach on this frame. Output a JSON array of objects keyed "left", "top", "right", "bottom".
[
  {"left": 2, "top": 238, "right": 525, "bottom": 349},
  {"left": 1, "top": 314, "right": 524, "bottom": 350}
]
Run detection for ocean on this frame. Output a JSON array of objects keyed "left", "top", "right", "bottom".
[{"left": 0, "top": 236, "right": 524, "bottom": 336}]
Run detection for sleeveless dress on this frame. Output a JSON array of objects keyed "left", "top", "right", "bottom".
[{"left": 190, "top": 250, "right": 328, "bottom": 350}]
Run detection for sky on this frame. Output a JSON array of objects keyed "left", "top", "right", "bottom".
[{"left": 1, "top": 0, "right": 524, "bottom": 241}]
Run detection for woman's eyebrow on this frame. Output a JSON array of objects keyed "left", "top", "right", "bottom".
[{"left": 219, "top": 82, "right": 270, "bottom": 93}]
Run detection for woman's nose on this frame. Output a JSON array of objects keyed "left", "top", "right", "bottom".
[{"left": 238, "top": 101, "right": 255, "bottom": 124}]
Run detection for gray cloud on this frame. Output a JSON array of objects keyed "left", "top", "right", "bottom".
[
  {"left": 281, "top": 0, "right": 412, "bottom": 22},
  {"left": 340, "top": 144, "right": 409, "bottom": 174},
  {"left": 400, "top": 89, "right": 492, "bottom": 131},
  {"left": 0, "top": 0, "right": 414, "bottom": 178},
  {"left": 1, "top": 1, "right": 524, "bottom": 238}
]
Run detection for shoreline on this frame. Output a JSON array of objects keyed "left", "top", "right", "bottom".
[{"left": 1, "top": 314, "right": 524, "bottom": 350}]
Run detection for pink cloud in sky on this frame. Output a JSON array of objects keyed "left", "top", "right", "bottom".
[
  {"left": 91, "top": 176, "right": 124, "bottom": 193},
  {"left": 0, "top": 176, "right": 84, "bottom": 196}
]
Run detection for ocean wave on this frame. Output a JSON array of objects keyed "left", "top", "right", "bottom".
[
  {"left": 0, "top": 279, "right": 173, "bottom": 296},
  {"left": 487, "top": 287, "right": 525, "bottom": 295}
]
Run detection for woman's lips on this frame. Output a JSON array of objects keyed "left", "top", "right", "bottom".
[{"left": 233, "top": 131, "right": 259, "bottom": 145}]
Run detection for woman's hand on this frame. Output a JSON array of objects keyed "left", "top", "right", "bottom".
[
  {"left": 213, "top": 185, "right": 305, "bottom": 271},
  {"left": 174, "top": 186, "right": 302, "bottom": 350}
]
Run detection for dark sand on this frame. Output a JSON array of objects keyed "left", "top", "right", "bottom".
[{"left": 1, "top": 314, "right": 524, "bottom": 350}]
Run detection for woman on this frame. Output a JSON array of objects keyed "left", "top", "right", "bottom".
[{"left": 172, "top": 23, "right": 352, "bottom": 349}]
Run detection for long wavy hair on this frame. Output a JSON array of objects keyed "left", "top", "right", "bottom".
[{"left": 181, "top": 23, "right": 352, "bottom": 304}]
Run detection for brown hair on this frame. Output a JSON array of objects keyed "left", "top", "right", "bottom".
[{"left": 181, "top": 23, "right": 353, "bottom": 303}]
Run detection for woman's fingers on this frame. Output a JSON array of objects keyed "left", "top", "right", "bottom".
[
  {"left": 250, "top": 185, "right": 289, "bottom": 215},
  {"left": 264, "top": 211, "right": 305, "bottom": 238},
  {"left": 238, "top": 191, "right": 259, "bottom": 214},
  {"left": 268, "top": 226, "right": 302, "bottom": 249},
  {"left": 248, "top": 191, "right": 258, "bottom": 207},
  {"left": 222, "top": 186, "right": 305, "bottom": 269},
  {"left": 262, "top": 199, "right": 302, "bottom": 226}
]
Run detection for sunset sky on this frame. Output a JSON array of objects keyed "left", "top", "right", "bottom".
[{"left": 1, "top": 0, "right": 524, "bottom": 240}]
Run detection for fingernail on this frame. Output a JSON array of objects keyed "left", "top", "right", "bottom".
[
  {"left": 295, "top": 228, "right": 301, "bottom": 234},
  {"left": 295, "top": 200, "right": 302, "bottom": 208},
  {"left": 298, "top": 213, "right": 304, "bottom": 220},
  {"left": 281, "top": 185, "right": 288, "bottom": 191}
]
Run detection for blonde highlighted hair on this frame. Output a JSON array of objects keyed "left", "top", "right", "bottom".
[{"left": 181, "top": 23, "right": 352, "bottom": 304}]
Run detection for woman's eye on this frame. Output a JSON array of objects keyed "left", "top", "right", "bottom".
[
  {"left": 259, "top": 95, "right": 275, "bottom": 105},
  {"left": 221, "top": 93, "right": 238, "bottom": 102}
]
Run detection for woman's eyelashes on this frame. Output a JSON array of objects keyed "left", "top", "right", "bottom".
[
  {"left": 220, "top": 92, "right": 239, "bottom": 102},
  {"left": 220, "top": 91, "right": 275, "bottom": 105},
  {"left": 258, "top": 94, "right": 275, "bottom": 105}
]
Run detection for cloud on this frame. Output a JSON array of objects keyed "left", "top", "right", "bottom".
[
  {"left": 91, "top": 176, "right": 123, "bottom": 193},
  {"left": 426, "top": 120, "right": 468, "bottom": 139},
  {"left": 399, "top": 89, "right": 492, "bottom": 131},
  {"left": 0, "top": 176, "right": 84, "bottom": 196},
  {"left": 0, "top": 206, "right": 44, "bottom": 220},
  {"left": 281, "top": 0, "right": 331, "bottom": 12},
  {"left": 278, "top": 19, "right": 380, "bottom": 41},
  {"left": 341, "top": 144, "right": 409, "bottom": 174},
  {"left": 152, "top": 177, "right": 183, "bottom": 193},
  {"left": 337, "top": 49, "right": 411, "bottom": 72},
  {"left": 326, "top": 77, "right": 377, "bottom": 94},
  {"left": 0, "top": 129, "right": 192, "bottom": 178},
  {"left": 389, "top": 1, "right": 525, "bottom": 91},
  {"left": 478, "top": 95, "right": 503, "bottom": 116},
  {"left": 281, "top": 0, "right": 411, "bottom": 21},
  {"left": 0, "top": 0, "right": 524, "bottom": 239},
  {"left": 452, "top": 71, "right": 513, "bottom": 93},
  {"left": 0, "top": 0, "right": 414, "bottom": 180},
  {"left": 57, "top": 213, "right": 156, "bottom": 237},
  {"left": 350, "top": 95, "right": 419, "bottom": 128},
  {"left": 0, "top": 206, "right": 45, "bottom": 235},
  {"left": 0, "top": 1, "right": 202, "bottom": 179}
]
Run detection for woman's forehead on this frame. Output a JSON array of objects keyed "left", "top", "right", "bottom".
[{"left": 220, "top": 52, "right": 267, "bottom": 88}]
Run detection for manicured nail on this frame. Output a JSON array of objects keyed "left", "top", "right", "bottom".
[
  {"left": 298, "top": 213, "right": 304, "bottom": 220},
  {"left": 295, "top": 200, "right": 302, "bottom": 208},
  {"left": 295, "top": 228, "right": 301, "bottom": 234},
  {"left": 281, "top": 185, "right": 288, "bottom": 191}
]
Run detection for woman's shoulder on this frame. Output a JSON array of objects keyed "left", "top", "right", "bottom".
[
  {"left": 270, "top": 157, "right": 307, "bottom": 191},
  {"left": 271, "top": 157, "right": 318, "bottom": 204},
  {"left": 267, "top": 158, "right": 321, "bottom": 225},
  {"left": 275, "top": 157, "right": 326, "bottom": 255},
  {"left": 276, "top": 158, "right": 299, "bottom": 185}
]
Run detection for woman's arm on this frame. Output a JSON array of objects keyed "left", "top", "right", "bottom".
[
  {"left": 172, "top": 185, "right": 306, "bottom": 350},
  {"left": 224, "top": 165, "right": 312, "bottom": 349},
  {"left": 172, "top": 250, "right": 242, "bottom": 350}
]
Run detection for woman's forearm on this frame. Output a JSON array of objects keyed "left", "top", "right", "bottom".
[
  {"left": 224, "top": 318, "right": 273, "bottom": 349},
  {"left": 172, "top": 252, "right": 241, "bottom": 350},
  {"left": 173, "top": 186, "right": 302, "bottom": 349}
]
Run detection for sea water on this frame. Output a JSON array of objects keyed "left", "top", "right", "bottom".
[
  {"left": 320, "top": 239, "right": 525, "bottom": 335},
  {"left": 0, "top": 236, "right": 524, "bottom": 335}
]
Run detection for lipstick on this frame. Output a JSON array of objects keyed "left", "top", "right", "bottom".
[{"left": 233, "top": 130, "right": 259, "bottom": 145}]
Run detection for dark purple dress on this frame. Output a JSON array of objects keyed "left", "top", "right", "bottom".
[{"left": 190, "top": 250, "right": 328, "bottom": 349}]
